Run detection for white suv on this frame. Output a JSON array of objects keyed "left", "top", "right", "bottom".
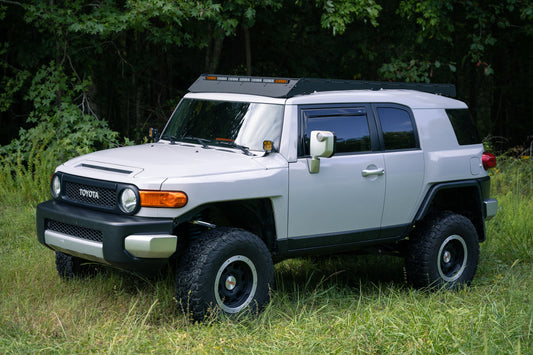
[{"left": 37, "top": 75, "right": 497, "bottom": 320}]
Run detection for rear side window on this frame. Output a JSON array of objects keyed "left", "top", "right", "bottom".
[
  {"left": 446, "top": 109, "right": 481, "bottom": 145},
  {"left": 376, "top": 107, "right": 418, "bottom": 150}
]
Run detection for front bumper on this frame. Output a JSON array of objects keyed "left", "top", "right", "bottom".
[{"left": 36, "top": 200, "right": 175, "bottom": 270}]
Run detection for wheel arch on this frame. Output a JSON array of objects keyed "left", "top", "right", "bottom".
[
  {"left": 173, "top": 198, "right": 277, "bottom": 251},
  {"left": 414, "top": 180, "right": 487, "bottom": 242}
]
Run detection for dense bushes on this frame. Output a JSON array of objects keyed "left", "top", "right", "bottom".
[{"left": 0, "top": 62, "right": 125, "bottom": 205}]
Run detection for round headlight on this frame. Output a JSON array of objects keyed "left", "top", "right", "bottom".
[
  {"left": 51, "top": 175, "right": 61, "bottom": 199},
  {"left": 119, "top": 188, "right": 138, "bottom": 214}
]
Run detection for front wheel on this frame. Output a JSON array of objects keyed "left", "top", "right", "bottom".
[
  {"left": 176, "top": 228, "right": 274, "bottom": 321},
  {"left": 405, "top": 212, "right": 479, "bottom": 290}
]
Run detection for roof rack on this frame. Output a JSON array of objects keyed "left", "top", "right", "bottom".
[{"left": 188, "top": 74, "right": 457, "bottom": 98}]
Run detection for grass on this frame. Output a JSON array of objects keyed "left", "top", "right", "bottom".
[{"left": 0, "top": 155, "right": 532, "bottom": 354}]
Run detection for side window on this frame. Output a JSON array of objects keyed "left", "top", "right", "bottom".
[
  {"left": 446, "top": 109, "right": 481, "bottom": 145},
  {"left": 376, "top": 106, "right": 417, "bottom": 150},
  {"left": 301, "top": 107, "right": 371, "bottom": 156}
]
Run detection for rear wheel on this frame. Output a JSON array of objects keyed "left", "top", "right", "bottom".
[
  {"left": 176, "top": 227, "right": 274, "bottom": 321},
  {"left": 55, "top": 251, "right": 98, "bottom": 279},
  {"left": 405, "top": 212, "right": 479, "bottom": 289}
]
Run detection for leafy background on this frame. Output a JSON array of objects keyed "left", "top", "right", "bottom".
[
  {"left": 2, "top": 0, "right": 533, "bottom": 158},
  {"left": 0, "top": 2, "right": 532, "bottom": 353}
]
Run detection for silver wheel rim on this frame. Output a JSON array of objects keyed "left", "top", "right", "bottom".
[
  {"left": 214, "top": 255, "right": 257, "bottom": 313},
  {"left": 437, "top": 234, "right": 468, "bottom": 282}
]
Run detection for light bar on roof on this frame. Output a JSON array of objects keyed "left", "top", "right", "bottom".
[
  {"left": 203, "top": 75, "right": 290, "bottom": 84},
  {"left": 189, "top": 74, "right": 457, "bottom": 98}
]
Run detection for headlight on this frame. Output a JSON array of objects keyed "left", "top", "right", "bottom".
[
  {"left": 51, "top": 175, "right": 61, "bottom": 199},
  {"left": 119, "top": 188, "right": 138, "bottom": 214}
]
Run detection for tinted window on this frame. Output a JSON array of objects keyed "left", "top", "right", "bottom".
[
  {"left": 446, "top": 109, "right": 481, "bottom": 145},
  {"left": 376, "top": 107, "right": 417, "bottom": 150},
  {"left": 302, "top": 108, "right": 371, "bottom": 155},
  {"left": 162, "top": 99, "right": 284, "bottom": 151}
]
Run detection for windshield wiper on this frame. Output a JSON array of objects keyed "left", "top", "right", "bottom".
[
  {"left": 215, "top": 140, "right": 253, "bottom": 156},
  {"left": 183, "top": 136, "right": 211, "bottom": 149},
  {"left": 160, "top": 135, "right": 177, "bottom": 144}
]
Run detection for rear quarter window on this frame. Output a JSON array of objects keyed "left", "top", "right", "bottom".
[
  {"left": 446, "top": 109, "right": 481, "bottom": 145},
  {"left": 375, "top": 106, "right": 418, "bottom": 150}
]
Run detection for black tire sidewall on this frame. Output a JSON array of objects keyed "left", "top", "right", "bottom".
[
  {"left": 407, "top": 213, "right": 479, "bottom": 289},
  {"left": 428, "top": 219, "right": 478, "bottom": 286},
  {"left": 203, "top": 234, "right": 272, "bottom": 314},
  {"left": 176, "top": 228, "right": 273, "bottom": 320}
]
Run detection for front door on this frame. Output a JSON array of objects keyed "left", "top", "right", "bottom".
[{"left": 287, "top": 105, "right": 386, "bottom": 250}]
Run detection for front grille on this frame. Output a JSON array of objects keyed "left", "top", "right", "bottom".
[
  {"left": 47, "top": 219, "right": 103, "bottom": 243},
  {"left": 64, "top": 181, "right": 116, "bottom": 209}
]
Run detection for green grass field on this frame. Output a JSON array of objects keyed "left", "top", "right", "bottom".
[{"left": 1, "top": 157, "right": 531, "bottom": 354}]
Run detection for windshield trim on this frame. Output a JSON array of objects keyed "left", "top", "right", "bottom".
[{"left": 184, "top": 92, "right": 288, "bottom": 105}]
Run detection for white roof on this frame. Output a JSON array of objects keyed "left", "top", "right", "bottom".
[
  {"left": 286, "top": 89, "right": 467, "bottom": 109},
  {"left": 185, "top": 89, "right": 467, "bottom": 109}
]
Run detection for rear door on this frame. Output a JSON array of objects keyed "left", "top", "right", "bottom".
[{"left": 373, "top": 104, "right": 425, "bottom": 233}]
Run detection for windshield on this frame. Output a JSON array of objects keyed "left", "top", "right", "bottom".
[{"left": 161, "top": 99, "right": 284, "bottom": 152}]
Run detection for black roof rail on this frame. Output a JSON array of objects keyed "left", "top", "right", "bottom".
[{"left": 188, "top": 74, "right": 457, "bottom": 98}]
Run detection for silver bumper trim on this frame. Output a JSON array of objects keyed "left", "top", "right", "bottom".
[
  {"left": 124, "top": 234, "right": 177, "bottom": 258},
  {"left": 484, "top": 198, "right": 498, "bottom": 220},
  {"left": 44, "top": 230, "right": 104, "bottom": 261}
]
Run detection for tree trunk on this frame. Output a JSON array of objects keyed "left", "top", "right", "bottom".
[
  {"left": 205, "top": 24, "right": 224, "bottom": 73},
  {"left": 243, "top": 25, "right": 252, "bottom": 75}
]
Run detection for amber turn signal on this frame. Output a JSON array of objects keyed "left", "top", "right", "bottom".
[{"left": 140, "top": 191, "right": 188, "bottom": 208}]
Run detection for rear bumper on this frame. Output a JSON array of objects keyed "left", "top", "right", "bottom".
[
  {"left": 36, "top": 200, "right": 175, "bottom": 270},
  {"left": 483, "top": 198, "right": 498, "bottom": 220}
]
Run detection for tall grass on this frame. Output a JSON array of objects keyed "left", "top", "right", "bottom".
[
  {"left": 0, "top": 155, "right": 531, "bottom": 354},
  {"left": 0, "top": 139, "right": 59, "bottom": 206},
  {"left": 485, "top": 156, "right": 533, "bottom": 263}
]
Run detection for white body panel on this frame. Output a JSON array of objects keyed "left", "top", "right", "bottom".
[
  {"left": 288, "top": 154, "right": 385, "bottom": 237},
  {"left": 53, "top": 89, "right": 488, "bottom": 245}
]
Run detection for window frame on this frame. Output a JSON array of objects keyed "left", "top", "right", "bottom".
[
  {"left": 297, "top": 104, "right": 380, "bottom": 157},
  {"left": 372, "top": 103, "right": 420, "bottom": 151}
]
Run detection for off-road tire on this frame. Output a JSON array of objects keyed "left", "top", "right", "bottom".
[
  {"left": 175, "top": 227, "right": 274, "bottom": 321},
  {"left": 405, "top": 211, "right": 479, "bottom": 290},
  {"left": 55, "top": 251, "right": 98, "bottom": 279}
]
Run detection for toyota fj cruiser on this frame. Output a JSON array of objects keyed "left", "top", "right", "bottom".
[{"left": 36, "top": 74, "right": 498, "bottom": 320}]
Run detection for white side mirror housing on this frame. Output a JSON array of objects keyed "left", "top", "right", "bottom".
[{"left": 308, "top": 130, "right": 334, "bottom": 173}]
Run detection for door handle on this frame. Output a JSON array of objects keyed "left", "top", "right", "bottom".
[{"left": 361, "top": 168, "right": 385, "bottom": 177}]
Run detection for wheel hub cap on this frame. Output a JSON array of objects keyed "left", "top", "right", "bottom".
[
  {"left": 443, "top": 250, "right": 452, "bottom": 263},
  {"left": 214, "top": 255, "right": 258, "bottom": 313},
  {"left": 438, "top": 234, "right": 468, "bottom": 282},
  {"left": 225, "top": 275, "right": 237, "bottom": 291}
]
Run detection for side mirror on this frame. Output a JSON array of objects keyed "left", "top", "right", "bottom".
[
  {"left": 308, "top": 130, "right": 334, "bottom": 173},
  {"left": 149, "top": 128, "right": 159, "bottom": 142}
]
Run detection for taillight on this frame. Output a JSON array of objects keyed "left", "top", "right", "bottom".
[{"left": 482, "top": 152, "right": 497, "bottom": 170}]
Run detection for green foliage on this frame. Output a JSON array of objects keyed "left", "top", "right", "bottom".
[
  {"left": 0, "top": 43, "right": 30, "bottom": 112},
  {"left": 398, "top": 0, "right": 454, "bottom": 43},
  {"left": 0, "top": 139, "right": 57, "bottom": 205},
  {"left": 0, "top": 62, "right": 125, "bottom": 206},
  {"left": 379, "top": 58, "right": 456, "bottom": 83},
  {"left": 486, "top": 157, "right": 533, "bottom": 263},
  {"left": 397, "top": 0, "right": 528, "bottom": 77},
  {"left": 317, "top": 0, "right": 382, "bottom": 35},
  {"left": 1, "top": 62, "right": 121, "bottom": 166},
  {"left": 1, "top": 0, "right": 533, "bottom": 146}
]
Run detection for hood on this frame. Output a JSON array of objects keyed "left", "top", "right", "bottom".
[{"left": 58, "top": 142, "right": 275, "bottom": 189}]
